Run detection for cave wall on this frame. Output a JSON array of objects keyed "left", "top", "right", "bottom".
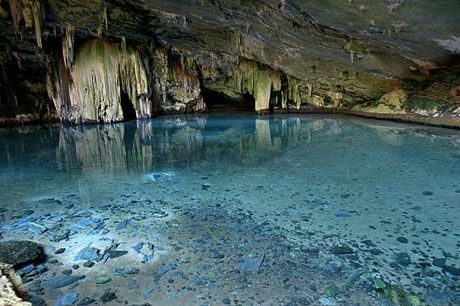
[{"left": 0, "top": 0, "right": 459, "bottom": 125}]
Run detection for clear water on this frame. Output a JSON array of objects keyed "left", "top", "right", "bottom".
[{"left": 0, "top": 114, "right": 459, "bottom": 305}]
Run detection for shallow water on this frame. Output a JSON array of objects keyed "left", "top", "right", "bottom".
[{"left": 0, "top": 114, "right": 459, "bottom": 305}]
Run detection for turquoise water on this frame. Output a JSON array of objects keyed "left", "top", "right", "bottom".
[{"left": 0, "top": 114, "right": 459, "bottom": 305}]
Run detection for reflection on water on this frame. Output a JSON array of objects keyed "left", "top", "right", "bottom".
[{"left": 0, "top": 114, "right": 459, "bottom": 306}]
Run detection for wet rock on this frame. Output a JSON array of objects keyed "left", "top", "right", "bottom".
[
  {"left": 56, "top": 293, "right": 80, "bottom": 306},
  {"left": 41, "top": 275, "right": 85, "bottom": 289},
  {"left": 0, "top": 240, "right": 44, "bottom": 267},
  {"left": 422, "top": 191, "right": 434, "bottom": 196},
  {"left": 100, "top": 289, "right": 117, "bottom": 303},
  {"left": 397, "top": 237, "right": 408, "bottom": 243},
  {"left": 330, "top": 245, "right": 353, "bottom": 255},
  {"left": 222, "top": 298, "right": 231, "bottom": 304},
  {"left": 239, "top": 254, "right": 264, "bottom": 273}
]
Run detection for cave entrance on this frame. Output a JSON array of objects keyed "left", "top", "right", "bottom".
[
  {"left": 120, "top": 90, "right": 137, "bottom": 121},
  {"left": 203, "top": 89, "right": 255, "bottom": 112}
]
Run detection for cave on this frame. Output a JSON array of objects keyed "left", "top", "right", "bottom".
[
  {"left": 203, "top": 88, "right": 255, "bottom": 112},
  {"left": 0, "top": 1, "right": 459, "bottom": 305},
  {"left": 120, "top": 90, "right": 137, "bottom": 121}
]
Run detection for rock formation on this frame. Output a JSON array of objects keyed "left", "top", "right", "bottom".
[
  {"left": 0, "top": 262, "right": 31, "bottom": 306},
  {"left": 0, "top": 0, "right": 458, "bottom": 126}
]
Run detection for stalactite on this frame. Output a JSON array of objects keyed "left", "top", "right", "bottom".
[
  {"left": 103, "top": 6, "right": 108, "bottom": 30},
  {"left": 9, "top": 0, "right": 22, "bottom": 32},
  {"left": 8, "top": 0, "right": 43, "bottom": 48},
  {"left": 48, "top": 39, "right": 151, "bottom": 123}
]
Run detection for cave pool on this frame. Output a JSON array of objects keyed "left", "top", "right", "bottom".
[{"left": 0, "top": 114, "right": 459, "bottom": 305}]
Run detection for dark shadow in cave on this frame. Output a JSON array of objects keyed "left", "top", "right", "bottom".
[
  {"left": 203, "top": 89, "right": 255, "bottom": 112},
  {"left": 120, "top": 90, "right": 137, "bottom": 121}
]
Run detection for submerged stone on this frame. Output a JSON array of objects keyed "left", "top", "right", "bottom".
[
  {"left": 331, "top": 245, "right": 353, "bottom": 255},
  {"left": 76, "top": 246, "right": 102, "bottom": 262},
  {"left": 239, "top": 254, "right": 265, "bottom": 273},
  {"left": 96, "top": 276, "right": 112, "bottom": 284},
  {"left": 56, "top": 293, "right": 80, "bottom": 306},
  {"left": 100, "top": 289, "right": 117, "bottom": 303},
  {"left": 41, "top": 275, "right": 85, "bottom": 289}
]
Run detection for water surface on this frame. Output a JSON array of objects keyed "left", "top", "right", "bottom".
[{"left": 0, "top": 114, "right": 459, "bottom": 305}]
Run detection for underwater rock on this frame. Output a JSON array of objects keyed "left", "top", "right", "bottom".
[
  {"left": 11, "top": 210, "right": 34, "bottom": 220},
  {"left": 75, "top": 246, "right": 102, "bottom": 262},
  {"left": 442, "top": 265, "right": 460, "bottom": 276},
  {"left": 56, "top": 293, "right": 80, "bottom": 306},
  {"left": 0, "top": 241, "right": 44, "bottom": 267},
  {"left": 107, "top": 250, "right": 128, "bottom": 259},
  {"left": 394, "top": 252, "right": 412, "bottom": 266},
  {"left": 115, "top": 219, "right": 129, "bottom": 231},
  {"left": 96, "top": 276, "right": 111, "bottom": 284},
  {"left": 77, "top": 297, "right": 96, "bottom": 305},
  {"left": 55, "top": 248, "right": 66, "bottom": 255},
  {"left": 41, "top": 275, "right": 85, "bottom": 289},
  {"left": 82, "top": 261, "right": 95, "bottom": 268},
  {"left": 330, "top": 245, "right": 354, "bottom": 255},
  {"left": 239, "top": 254, "right": 265, "bottom": 273},
  {"left": 100, "top": 289, "right": 117, "bottom": 303}
]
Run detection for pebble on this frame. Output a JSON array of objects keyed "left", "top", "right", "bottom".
[
  {"left": 62, "top": 269, "right": 73, "bottom": 275},
  {"left": 83, "top": 261, "right": 95, "bottom": 268},
  {"left": 55, "top": 248, "right": 66, "bottom": 254},
  {"left": 397, "top": 237, "right": 408, "bottom": 243}
]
